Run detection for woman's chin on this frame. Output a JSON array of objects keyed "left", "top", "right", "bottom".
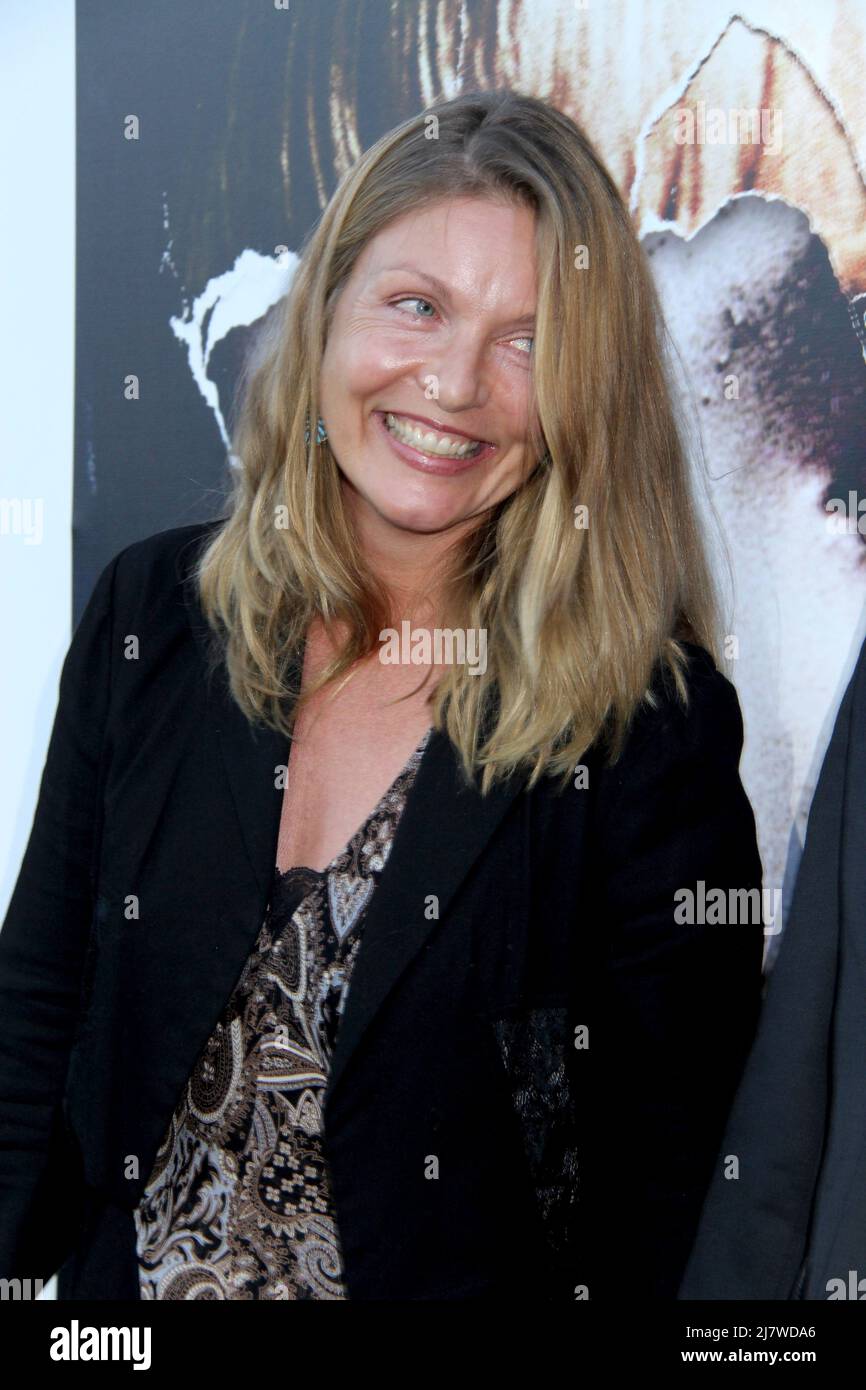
[
  {"left": 352, "top": 491, "right": 472, "bottom": 536},
  {"left": 382, "top": 504, "right": 474, "bottom": 535}
]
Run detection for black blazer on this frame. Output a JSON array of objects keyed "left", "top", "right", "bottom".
[
  {"left": 0, "top": 520, "right": 764, "bottom": 1301},
  {"left": 679, "top": 632, "right": 866, "bottom": 1301}
]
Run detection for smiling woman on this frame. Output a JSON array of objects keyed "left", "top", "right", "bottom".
[{"left": 0, "top": 89, "right": 763, "bottom": 1303}]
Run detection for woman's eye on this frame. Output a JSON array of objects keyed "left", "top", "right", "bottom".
[
  {"left": 390, "top": 299, "right": 532, "bottom": 359},
  {"left": 392, "top": 296, "right": 437, "bottom": 319}
]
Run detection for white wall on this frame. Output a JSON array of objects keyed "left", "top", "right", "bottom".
[
  {"left": 0, "top": 0, "right": 75, "bottom": 1302},
  {"left": 0, "top": 3, "right": 75, "bottom": 920}
]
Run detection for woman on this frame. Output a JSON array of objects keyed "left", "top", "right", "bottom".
[{"left": 0, "top": 89, "right": 763, "bottom": 1301}]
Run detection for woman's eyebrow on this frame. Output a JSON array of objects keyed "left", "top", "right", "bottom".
[{"left": 373, "top": 264, "right": 536, "bottom": 326}]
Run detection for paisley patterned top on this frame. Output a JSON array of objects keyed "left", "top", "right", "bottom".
[{"left": 133, "top": 727, "right": 432, "bottom": 1300}]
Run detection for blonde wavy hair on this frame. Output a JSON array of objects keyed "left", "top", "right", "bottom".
[{"left": 194, "top": 88, "right": 723, "bottom": 796}]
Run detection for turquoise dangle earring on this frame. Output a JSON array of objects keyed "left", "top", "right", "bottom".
[{"left": 303, "top": 411, "right": 328, "bottom": 445}]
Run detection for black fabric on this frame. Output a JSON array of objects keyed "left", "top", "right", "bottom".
[{"left": 57, "top": 1192, "right": 139, "bottom": 1301}]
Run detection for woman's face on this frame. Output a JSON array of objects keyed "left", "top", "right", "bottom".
[{"left": 318, "top": 196, "right": 539, "bottom": 542}]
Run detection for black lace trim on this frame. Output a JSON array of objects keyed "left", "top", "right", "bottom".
[{"left": 491, "top": 1005, "right": 579, "bottom": 1256}]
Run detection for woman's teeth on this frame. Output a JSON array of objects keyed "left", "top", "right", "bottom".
[{"left": 384, "top": 411, "right": 484, "bottom": 458}]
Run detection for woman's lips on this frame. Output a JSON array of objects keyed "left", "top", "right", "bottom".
[
  {"left": 373, "top": 410, "right": 497, "bottom": 476},
  {"left": 385, "top": 408, "right": 492, "bottom": 444}
]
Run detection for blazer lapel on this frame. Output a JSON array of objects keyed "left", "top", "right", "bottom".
[
  {"left": 325, "top": 720, "right": 524, "bottom": 1107},
  {"left": 180, "top": 521, "right": 293, "bottom": 909},
  {"left": 183, "top": 548, "right": 525, "bottom": 1115}
]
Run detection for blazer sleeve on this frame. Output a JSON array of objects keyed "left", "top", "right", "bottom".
[
  {"left": 0, "top": 550, "right": 120, "bottom": 1284},
  {"left": 587, "top": 650, "right": 765, "bottom": 1300}
]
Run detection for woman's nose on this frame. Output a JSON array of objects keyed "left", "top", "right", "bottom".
[{"left": 419, "top": 334, "right": 491, "bottom": 413}]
